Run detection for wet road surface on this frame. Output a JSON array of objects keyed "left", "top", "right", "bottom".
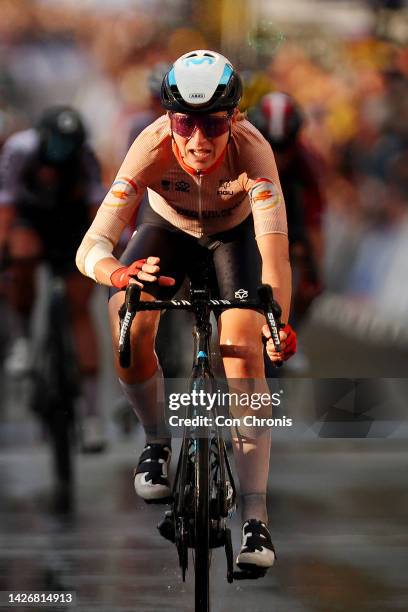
[
  {"left": 1, "top": 287, "right": 407, "bottom": 611},
  {"left": 1, "top": 414, "right": 407, "bottom": 612}
]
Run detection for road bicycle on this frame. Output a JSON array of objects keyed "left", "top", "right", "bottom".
[
  {"left": 1, "top": 251, "right": 80, "bottom": 510},
  {"left": 118, "top": 275, "right": 282, "bottom": 611}
]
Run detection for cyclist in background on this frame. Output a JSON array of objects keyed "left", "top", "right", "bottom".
[
  {"left": 76, "top": 50, "right": 297, "bottom": 573},
  {"left": 249, "top": 92, "right": 325, "bottom": 325},
  {"left": 0, "top": 106, "right": 106, "bottom": 452},
  {"left": 127, "top": 62, "right": 172, "bottom": 148}
]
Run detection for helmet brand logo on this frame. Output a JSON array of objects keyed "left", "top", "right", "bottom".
[
  {"left": 185, "top": 57, "right": 215, "bottom": 66},
  {"left": 189, "top": 93, "right": 205, "bottom": 99}
]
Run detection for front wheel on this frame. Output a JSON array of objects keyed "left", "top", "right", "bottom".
[{"left": 194, "top": 435, "right": 210, "bottom": 611}]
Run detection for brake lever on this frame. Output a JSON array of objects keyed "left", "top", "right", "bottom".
[
  {"left": 118, "top": 284, "right": 141, "bottom": 366},
  {"left": 257, "top": 284, "right": 283, "bottom": 368},
  {"left": 125, "top": 283, "right": 142, "bottom": 312}
]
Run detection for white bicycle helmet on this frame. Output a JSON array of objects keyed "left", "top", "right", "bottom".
[{"left": 161, "top": 50, "right": 242, "bottom": 114}]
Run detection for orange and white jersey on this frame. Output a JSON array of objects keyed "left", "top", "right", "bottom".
[{"left": 76, "top": 114, "right": 287, "bottom": 279}]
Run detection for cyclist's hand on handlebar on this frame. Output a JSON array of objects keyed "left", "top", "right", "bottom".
[
  {"left": 262, "top": 323, "right": 297, "bottom": 362},
  {"left": 110, "top": 256, "right": 176, "bottom": 290}
]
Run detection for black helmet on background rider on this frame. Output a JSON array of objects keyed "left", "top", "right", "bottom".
[
  {"left": 148, "top": 62, "right": 172, "bottom": 102},
  {"left": 249, "top": 92, "right": 303, "bottom": 151},
  {"left": 36, "top": 106, "right": 86, "bottom": 164},
  {"left": 161, "top": 50, "right": 242, "bottom": 115}
]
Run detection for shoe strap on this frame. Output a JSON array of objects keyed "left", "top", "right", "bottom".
[
  {"left": 135, "top": 444, "right": 171, "bottom": 479},
  {"left": 241, "top": 520, "right": 275, "bottom": 553}
]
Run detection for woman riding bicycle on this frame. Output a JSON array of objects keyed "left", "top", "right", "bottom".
[{"left": 76, "top": 50, "right": 296, "bottom": 573}]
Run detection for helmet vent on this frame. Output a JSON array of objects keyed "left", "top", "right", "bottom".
[
  {"left": 213, "top": 84, "right": 226, "bottom": 96},
  {"left": 170, "top": 85, "right": 185, "bottom": 103}
]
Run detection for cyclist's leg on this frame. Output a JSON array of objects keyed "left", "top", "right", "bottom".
[
  {"left": 213, "top": 217, "right": 276, "bottom": 568},
  {"left": 108, "top": 286, "right": 163, "bottom": 422},
  {"left": 218, "top": 308, "right": 271, "bottom": 524},
  {"left": 108, "top": 211, "right": 190, "bottom": 498},
  {"left": 65, "top": 271, "right": 99, "bottom": 381},
  {"left": 64, "top": 270, "right": 106, "bottom": 451},
  {"left": 4, "top": 223, "right": 42, "bottom": 373}
]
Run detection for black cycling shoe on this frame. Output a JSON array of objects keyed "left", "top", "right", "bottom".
[
  {"left": 236, "top": 519, "right": 276, "bottom": 571},
  {"left": 134, "top": 443, "right": 172, "bottom": 503}
]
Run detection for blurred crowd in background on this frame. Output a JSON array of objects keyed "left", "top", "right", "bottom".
[{"left": 1, "top": 0, "right": 408, "bottom": 370}]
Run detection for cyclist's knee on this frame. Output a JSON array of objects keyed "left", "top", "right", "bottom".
[
  {"left": 9, "top": 227, "right": 43, "bottom": 260},
  {"left": 119, "top": 343, "right": 159, "bottom": 382},
  {"left": 220, "top": 342, "right": 263, "bottom": 377},
  {"left": 129, "top": 317, "right": 158, "bottom": 359},
  {"left": 108, "top": 291, "right": 159, "bottom": 379},
  {"left": 219, "top": 311, "right": 265, "bottom": 376}
]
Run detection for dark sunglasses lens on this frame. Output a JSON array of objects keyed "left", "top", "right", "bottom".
[
  {"left": 201, "top": 116, "right": 230, "bottom": 137},
  {"left": 171, "top": 114, "right": 230, "bottom": 138},
  {"left": 171, "top": 115, "right": 195, "bottom": 137}
]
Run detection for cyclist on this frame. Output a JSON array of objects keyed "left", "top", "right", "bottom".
[
  {"left": 76, "top": 50, "right": 297, "bottom": 572},
  {"left": 127, "top": 62, "right": 172, "bottom": 148},
  {"left": 0, "top": 106, "right": 106, "bottom": 452},
  {"left": 248, "top": 92, "right": 325, "bottom": 324}
]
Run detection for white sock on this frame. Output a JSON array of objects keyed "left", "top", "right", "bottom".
[{"left": 119, "top": 366, "right": 170, "bottom": 445}]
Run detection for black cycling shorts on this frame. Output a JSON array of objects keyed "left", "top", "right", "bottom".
[{"left": 109, "top": 205, "right": 262, "bottom": 302}]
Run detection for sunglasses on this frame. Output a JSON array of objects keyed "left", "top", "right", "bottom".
[{"left": 170, "top": 113, "right": 231, "bottom": 139}]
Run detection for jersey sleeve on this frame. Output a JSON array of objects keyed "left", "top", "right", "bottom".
[
  {"left": 76, "top": 116, "right": 173, "bottom": 279},
  {"left": 235, "top": 121, "right": 288, "bottom": 238}
]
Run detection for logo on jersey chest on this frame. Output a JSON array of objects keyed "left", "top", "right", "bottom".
[
  {"left": 217, "top": 178, "right": 234, "bottom": 196},
  {"left": 161, "top": 179, "right": 191, "bottom": 193}
]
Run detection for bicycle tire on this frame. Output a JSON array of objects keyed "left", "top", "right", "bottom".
[
  {"left": 34, "top": 282, "right": 77, "bottom": 496},
  {"left": 32, "top": 336, "right": 74, "bottom": 489},
  {"left": 173, "top": 438, "right": 191, "bottom": 580},
  {"left": 194, "top": 434, "right": 210, "bottom": 611},
  {"left": 48, "top": 396, "right": 73, "bottom": 487}
]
